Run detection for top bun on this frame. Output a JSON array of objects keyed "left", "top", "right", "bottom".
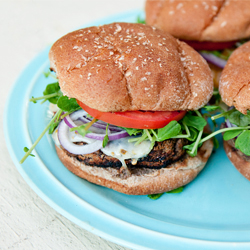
[
  {"left": 219, "top": 41, "right": 250, "bottom": 114},
  {"left": 49, "top": 23, "right": 213, "bottom": 112},
  {"left": 145, "top": 0, "right": 250, "bottom": 42}
]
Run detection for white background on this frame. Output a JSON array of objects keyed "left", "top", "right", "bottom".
[{"left": 1, "top": 1, "right": 144, "bottom": 249}]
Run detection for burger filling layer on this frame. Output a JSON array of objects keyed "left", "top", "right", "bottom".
[{"left": 61, "top": 138, "right": 188, "bottom": 170}]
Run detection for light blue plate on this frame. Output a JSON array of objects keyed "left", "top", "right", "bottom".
[{"left": 4, "top": 10, "right": 250, "bottom": 250}]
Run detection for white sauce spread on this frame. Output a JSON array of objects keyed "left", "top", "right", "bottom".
[{"left": 101, "top": 137, "right": 152, "bottom": 166}]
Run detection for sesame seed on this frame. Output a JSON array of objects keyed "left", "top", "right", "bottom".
[
  {"left": 75, "top": 63, "right": 81, "bottom": 68},
  {"left": 221, "top": 21, "right": 227, "bottom": 27},
  {"left": 176, "top": 3, "right": 183, "bottom": 9},
  {"left": 125, "top": 71, "right": 132, "bottom": 77}
]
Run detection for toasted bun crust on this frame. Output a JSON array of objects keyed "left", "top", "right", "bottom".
[
  {"left": 49, "top": 23, "right": 213, "bottom": 112},
  {"left": 55, "top": 139, "right": 213, "bottom": 195},
  {"left": 145, "top": 0, "right": 250, "bottom": 42},
  {"left": 219, "top": 41, "right": 250, "bottom": 114},
  {"left": 224, "top": 140, "right": 250, "bottom": 181}
]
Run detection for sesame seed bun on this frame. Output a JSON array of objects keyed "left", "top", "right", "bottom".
[
  {"left": 55, "top": 139, "right": 213, "bottom": 195},
  {"left": 219, "top": 41, "right": 250, "bottom": 114},
  {"left": 49, "top": 22, "right": 213, "bottom": 112},
  {"left": 145, "top": 0, "right": 250, "bottom": 42}
]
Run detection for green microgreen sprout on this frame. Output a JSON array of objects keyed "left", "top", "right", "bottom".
[
  {"left": 102, "top": 124, "right": 109, "bottom": 148},
  {"left": 20, "top": 109, "right": 61, "bottom": 164}
]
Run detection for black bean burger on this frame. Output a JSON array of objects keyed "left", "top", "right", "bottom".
[{"left": 47, "top": 22, "right": 214, "bottom": 195}]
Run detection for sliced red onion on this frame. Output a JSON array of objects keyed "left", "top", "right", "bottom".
[
  {"left": 64, "top": 115, "right": 76, "bottom": 128},
  {"left": 58, "top": 120, "right": 103, "bottom": 155},
  {"left": 84, "top": 130, "right": 128, "bottom": 141},
  {"left": 63, "top": 111, "right": 129, "bottom": 141},
  {"left": 200, "top": 52, "right": 227, "bottom": 69},
  {"left": 79, "top": 116, "right": 123, "bottom": 132},
  {"left": 67, "top": 110, "right": 122, "bottom": 132},
  {"left": 225, "top": 119, "right": 237, "bottom": 128},
  {"left": 70, "top": 109, "right": 88, "bottom": 120}
]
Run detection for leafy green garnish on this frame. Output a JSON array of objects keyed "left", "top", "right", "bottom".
[
  {"left": 157, "top": 121, "right": 181, "bottom": 141},
  {"left": 195, "top": 125, "right": 250, "bottom": 157},
  {"left": 70, "top": 118, "right": 98, "bottom": 137},
  {"left": 57, "top": 96, "right": 80, "bottom": 112},
  {"left": 125, "top": 110, "right": 209, "bottom": 157},
  {"left": 123, "top": 127, "right": 142, "bottom": 136},
  {"left": 147, "top": 193, "right": 163, "bottom": 200},
  {"left": 208, "top": 109, "right": 250, "bottom": 155},
  {"left": 212, "top": 137, "right": 219, "bottom": 149},
  {"left": 203, "top": 105, "right": 221, "bottom": 112},
  {"left": 49, "top": 120, "right": 60, "bottom": 134},
  {"left": 31, "top": 96, "right": 37, "bottom": 103},
  {"left": 187, "top": 127, "right": 198, "bottom": 141},
  {"left": 228, "top": 110, "right": 250, "bottom": 127},
  {"left": 23, "top": 147, "right": 35, "bottom": 157},
  {"left": 29, "top": 82, "right": 62, "bottom": 104},
  {"left": 44, "top": 71, "right": 51, "bottom": 78},
  {"left": 43, "top": 70, "right": 57, "bottom": 79},
  {"left": 22, "top": 76, "right": 82, "bottom": 163},
  {"left": 20, "top": 110, "right": 62, "bottom": 164},
  {"left": 137, "top": 16, "right": 146, "bottom": 24},
  {"left": 183, "top": 113, "right": 207, "bottom": 131},
  {"left": 167, "top": 186, "right": 184, "bottom": 193},
  {"left": 184, "top": 140, "right": 202, "bottom": 157},
  {"left": 148, "top": 187, "right": 184, "bottom": 200},
  {"left": 235, "top": 130, "right": 250, "bottom": 156},
  {"left": 201, "top": 48, "right": 234, "bottom": 61},
  {"left": 43, "top": 82, "right": 61, "bottom": 104},
  {"left": 70, "top": 124, "right": 91, "bottom": 137},
  {"left": 223, "top": 130, "right": 242, "bottom": 141}
]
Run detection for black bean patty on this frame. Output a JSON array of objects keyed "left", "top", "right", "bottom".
[{"left": 63, "top": 138, "right": 188, "bottom": 170}]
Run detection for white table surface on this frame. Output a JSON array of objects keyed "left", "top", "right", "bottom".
[{"left": 1, "top": 1, "right": 144, "bottom": 249}]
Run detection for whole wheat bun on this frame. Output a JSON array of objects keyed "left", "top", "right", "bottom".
[
  {"left": 224, "top": 140, "right": 250, "bottom": 181},
  {"left": 55, "top": 139, "right": 213, "bottom": 195},
  {"left": 219, "top": 41, "right": 250, "bottom": 114},
  {"left": 49, "top": 22, "right": 213, "bottom": 112},
  {"left": 145, "top": 0, "right": 250, "bottom": 42}
]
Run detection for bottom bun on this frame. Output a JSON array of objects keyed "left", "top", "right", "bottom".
[
  {"left": 224, "top": 140, "right": 250, "bottom": 181},
  {"left": 55, "top": 140, "right": 213, "bottom": 195}
]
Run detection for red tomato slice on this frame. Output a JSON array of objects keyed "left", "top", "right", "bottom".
[
  {"left": 77, "top": 101, "right": 187, "bottom": 129},
  {"left": 182, "top": 40, "right": 237, "bottom": 51}
]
